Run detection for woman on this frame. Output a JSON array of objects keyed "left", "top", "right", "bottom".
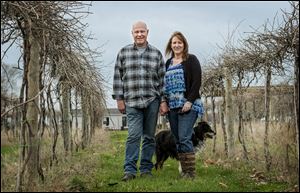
[{"left": 160, "top": 31, "right": 204, "bottom": 179}]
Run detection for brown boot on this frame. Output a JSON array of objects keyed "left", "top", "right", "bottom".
[{"left": 178, "top": 152, "right": 196, "bottom": 179}]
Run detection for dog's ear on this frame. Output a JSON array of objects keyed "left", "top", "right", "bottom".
[
  {"left": 197, "top": 121, "right": 208, "bottom": 130},
  {"left": 197, "top": 121, "right": 203, "bottom": 128},
  {"left": 197, "top": 121, "right": 205, "bottom": 126},
  {"left": 198, "top": 121, "right": 216, "bottom": 134}
]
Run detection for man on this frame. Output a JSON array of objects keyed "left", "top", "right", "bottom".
[{"left": 112, "top": 21, "right": 165, "bottom": 181}]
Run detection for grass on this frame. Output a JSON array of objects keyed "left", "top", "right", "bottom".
[
  {"left": 1, "top": 144, "right": 18, "bottom": 155},
  {"left": 1, "top": 128, "right": 297, "bottom": 192},
  {"left": 66, "top": 130, "right": 291, "bottom": 192}
]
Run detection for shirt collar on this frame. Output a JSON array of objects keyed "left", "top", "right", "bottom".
[{"left": 133, "top": 41, "right": 149, "bottom": 50}]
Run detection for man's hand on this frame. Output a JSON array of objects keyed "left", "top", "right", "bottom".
[
  {"left": 159, "top": 101, "right": 169, "bottom": 115},
  {"left": 117, "top": 100, "right": 126, "bottom": 114}
]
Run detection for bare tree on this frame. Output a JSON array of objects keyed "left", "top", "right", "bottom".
[
  {"left": 240, "top": 2, "right": 298, "bottom": 169},
  {"left": 282, "top": 1, "right": 299, "bottom": 172},
  {"left": 202, "top": 64, "right": 224, "bottom": 154},
  {"left": 224, "top": 62, "right": 235, "bottom": 159},
  {"left": 1, "top": 1, "right": 106, "bottom": 191}
]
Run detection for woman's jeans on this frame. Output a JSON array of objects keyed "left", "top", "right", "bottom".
[
  {"left": 124, "top": 98, "right": 159, "bottom": 175},
  {"left": 168, "top": 109, "right": 198, "bottom": 153}
]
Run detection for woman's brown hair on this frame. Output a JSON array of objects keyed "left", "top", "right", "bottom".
[{"left": 165, "top": 31, "right": 189, "bottom": 61}]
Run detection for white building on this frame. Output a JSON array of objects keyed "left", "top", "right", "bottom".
[{"left": 102, "top": 108, "right": 128, "bottom": 130}]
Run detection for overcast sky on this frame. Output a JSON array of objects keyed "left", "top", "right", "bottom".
[{"left": 2, "top": 1, "right": 292, "bottom": 109}]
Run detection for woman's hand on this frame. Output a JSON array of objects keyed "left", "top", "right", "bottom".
[{"left": 181, "top": 101, "right": 192, "bottom": 113}]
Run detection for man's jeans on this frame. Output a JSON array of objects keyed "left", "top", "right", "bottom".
[
  {"left": 168, "top": 109, "right": 198, "bottom": 153},
  {"left": 124, "top": 98, "right": 159, "bottom": 175}
]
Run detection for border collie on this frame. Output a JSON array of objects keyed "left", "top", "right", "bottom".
[{"left": 155, "top": 121, "right": 215, "bottom": 170}]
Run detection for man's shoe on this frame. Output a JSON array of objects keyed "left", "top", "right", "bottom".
[
  {"left": 121, "top": 173, "right": 136, "bottom": 182},
  {"left": 140, "top": 172, "right": 153, "bottom": 178}
]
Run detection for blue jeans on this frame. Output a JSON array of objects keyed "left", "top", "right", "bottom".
[
  {"left": 168, "top": 109, "right": 198, "bottom": 153},
  {"left": 124, "top": 98, "right": 159, "bottom": 175}
]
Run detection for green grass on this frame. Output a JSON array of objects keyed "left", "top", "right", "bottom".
[
  {"left": 1, "top": 144, "right": 18, "bottom": 155},
  {"left": 68, "top": 130, "right": 290, "bottom": 192},
  {"left": 1, "top": 143, "right": 19, "bottom": 169},
  {"left": 1, "top": 128, "right": 295, "bottom": 192}
]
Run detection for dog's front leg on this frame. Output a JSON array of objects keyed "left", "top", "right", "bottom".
[{"left": 178, "top": 162, "right": 182, "bottom": 174}]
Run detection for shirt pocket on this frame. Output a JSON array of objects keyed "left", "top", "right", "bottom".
[{"left": 143, "top": 61, "right": 158, "bottom": 80}]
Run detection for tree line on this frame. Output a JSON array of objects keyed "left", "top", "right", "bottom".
[
  {"left": 1, "top": 1, "right": 106, "bottom": 191},
  {"left": 201, "top": 1, "right": 298, "bottom": 177}
]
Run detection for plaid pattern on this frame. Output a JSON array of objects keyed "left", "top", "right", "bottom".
[{"left": 112, "top": 43, "right": 165, "bottom": 108}]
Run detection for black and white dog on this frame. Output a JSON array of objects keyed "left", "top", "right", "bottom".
[{"left": 155, "top": 121, "right": 215, "bottom": 170}]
